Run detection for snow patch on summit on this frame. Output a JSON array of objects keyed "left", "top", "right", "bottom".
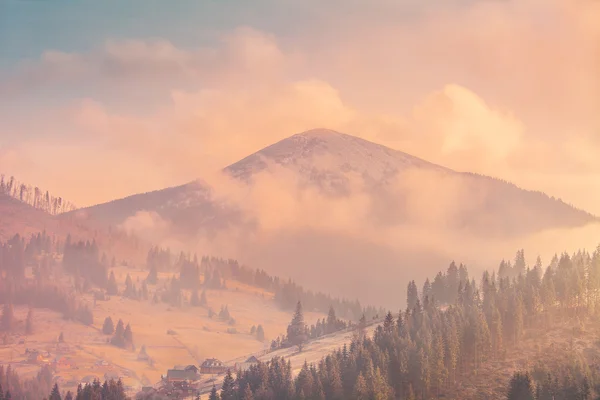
[{"left": 225, "top": 128, "right": 450, "bottom": 184}]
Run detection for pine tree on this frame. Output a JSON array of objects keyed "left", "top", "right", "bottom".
[
  {"left": 1, "top": 303, "right": 14, "bottom": 332},
  {"left": 383, "top": 311, "right": 395, "bottom": 334},
  {"left": 287, "top": 301, "right": 307, "bottom": 351},
  {"left": 49, "top": 383, "right": 62, "bottom": 400},
  {"left": 356, "top": 314, "right": 367, "bottom": 341},
  {"left": 115, "top": 319, "right": 125, "bottom": 338},
  {"left": 431, "top": 332, "right": 447, "bottom": 396},
  {"left": 491, "top": 307, "right": 504, "bottom": 357},
  {"left": 146, "top": 265, "right": 158, "bottom": 285},
  {"left": 256, "top": 325, "right": 265, "bottom": 342},
  {"left": 326, "top": 306, "right": 337, "bottom": 334},
  {"left": 124, "top": 324, "right": 134, "bottom": 347},
  {"left": 507, "top": 372, "right": 535, "bottom": 400},
  {"left": 513, "top": 296, "right": 524, "bottom": 344},
  {"left": 102, "top": 317, "right": 115, "bottom": 335},
  {"left": 407, "top": 281, "right": 419, "bottom": 309},
  {"left": 353, "top": 373, "right": 369, "bottom": 400},
  {"left": 107, "top": 271, "right": 118, "bottom": 295},
  {"left": 296, "top": 362, "right": 314, "bottom": 398},
  {"left": 221, "top": 370, "right": 236, "bottom": 400},
  {"left": 241, "top": 383, "right": 254, "bottom": 400}
]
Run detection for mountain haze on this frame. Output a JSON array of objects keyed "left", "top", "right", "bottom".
[
  {"left": 57, "top": 129, "right": 600, "bottom": 306},
  {"left": 69, "top": 128, "right": 596, "bottom": 236}
]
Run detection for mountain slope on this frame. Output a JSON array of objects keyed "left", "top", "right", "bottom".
[
  {"left": 68, "top": 180, "right": 245, "bottom": 236},
  {"left": 0, "top": 192, "right": 93, "bottom": 241},
  {"left": 226, "top": 129, "right": 450, "bottom": 187},
  {"left": 68, "top": 128, "right": 596, "bottom": 237},
  {"left": 58, "top": 129, "right": 600, "bottom": 307}
]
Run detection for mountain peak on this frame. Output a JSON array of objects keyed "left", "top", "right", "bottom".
[
  {"left": 293, "top": 128, "right": 344, "bottom": 139},
  {"left": 225, "top": 128, "right": 449, "bottom": 182}
]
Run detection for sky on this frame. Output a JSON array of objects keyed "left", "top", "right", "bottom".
[{"left": 1, "top": 0, "right": 599, "bottom": 213}]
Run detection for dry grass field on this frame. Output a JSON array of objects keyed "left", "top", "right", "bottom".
[{"left": 0, "top": 264, "right": 325, "bottom": 396}]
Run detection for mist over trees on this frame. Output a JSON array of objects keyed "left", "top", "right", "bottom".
[
  {"left": 0, "top": 364, "right": 54, "bottom": 400},
  {"left": 63, "top": 236, "right": 108, "bottom": 288},
  {"left": 145, "top": 248, "right": 383, "bottom": 320},
  {"left": 217, "top": 246, "right": 600, "bottom": 400},
  {"left": 0, "top": 174, "right": 77, "bottom": 214},
  {"left": 0, "top": 233, "right": 94, "bottom": 329}
]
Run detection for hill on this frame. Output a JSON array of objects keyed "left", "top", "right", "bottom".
[
  {"left": 224, "top": 129, "right": 595, "bottom": 234},
  {"left": 0, "top": 174, "right": 77, "bottom": 214},
  {"left": 0, "top": 192, "right": 145, "bottom": 266},
  {"left": 69, "top": 128, "right": 596, "bottom": 237},
  {"left": 0, "top": 193, "right": 85, "bottom": 241},
  {"left": 59, "top": 129, "right": 600, "bottom": 306}
]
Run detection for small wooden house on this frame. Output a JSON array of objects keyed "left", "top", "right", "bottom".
[
  {"left": 236, "top": 356, "right": 260, "bottom": 372},
  {"left": 200, "top": 358, "right": 228, "bottom": 374},
  {"left": 166, "top": 365, "right": 199, "bottom": 382}
]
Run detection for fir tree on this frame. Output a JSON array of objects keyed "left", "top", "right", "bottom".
[
  {"left": 354, "top": 373, "right": 368, "bottom": 400},
  {"left": 326, "top": 306, "right": 337, "bottom": 334},
  {"left": 124, "top": 324, "right": 134, "bottom": 347},
  {"left": 1, "top": 303, "right": 14, "bottom": 332},
  {"left": 287, "top": 301, "right": 307, "bottom": 351},
  {"left": 107, "top": 271, "right": 118, "bottom": 295},
  {"left": 241, "top": 383, "right": 254, "bottom": 400},
  {"left": 256, "top": 325, "right": 265, "bottom": 342},
  {"left": 115, "top": 319, "right": 125, "bottom": 338},
  {"left": 49, "top": 383, "right": 61, "bottom": 400},
  {"left": 507, "top": 372, "right": 535, "bottom": 400},
  {"left": 209, "top": 386, "right": 220, "bottom": 400},
  {"left": 102, "top": 316, "right": 115, "bottom": 335},
  {"left": 221, "top": 370, "right": 236, "bottom": 400},
  {"left": 146, "top": 265, "right": 158, "bottom": 285},
  {"left": 407, "top": 281, "right": 419, "bottom": 309},
  {"left": 383, "top": 311, "right": 395, "bottom": 334}
]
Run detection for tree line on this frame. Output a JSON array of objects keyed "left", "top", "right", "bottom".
[
  {"left": 270, "top": 303, "right": 350, "bottom": 352},
  {"left": 0, "top": 364, "right": 54, "bottom": 400},
  {"left": 0, "top": 361, "right": 129, "bottom": 400},
  {"left": 507, "top": 370, "right": 594, "bottom": 400},
  {"left": 145, "top": 249, "right": 383, "bottom": 321},
  {"left": 206, "top": 246, "right": 600, "bottom": 400},
  {"left": 0, "top": 174, "right": 77, "bottom": 215}
]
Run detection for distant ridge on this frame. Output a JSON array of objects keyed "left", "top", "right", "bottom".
[
  {"left": 0, "top": 173, "right": 77, "bottom": 215},
  {"left": 66, "top": 128, "right": 598, "bottom": 236}
]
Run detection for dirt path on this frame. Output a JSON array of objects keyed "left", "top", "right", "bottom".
[{"left": 171, "top": 336, "right": 201, "bottom": 364}]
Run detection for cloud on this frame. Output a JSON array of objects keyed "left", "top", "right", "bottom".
[
  {"left": 117, "top": 162, "right": 600, "bottom": 307},
  {"left": 1, "top": 0, "right": 600, "bottom": 307},
  {"left": 1, "top": 0, "right": 598, "bottom": 213}
]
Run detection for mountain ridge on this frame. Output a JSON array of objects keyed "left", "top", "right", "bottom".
[{"left": 63, "top": 128, "right": 597, "bottom": 236}]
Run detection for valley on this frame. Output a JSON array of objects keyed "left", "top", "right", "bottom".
[{"left": 0, "top": 262, "right": 327, "bottom": 396}]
